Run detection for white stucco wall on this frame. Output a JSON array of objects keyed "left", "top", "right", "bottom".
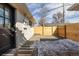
[
  {"left": 16, "top": 22, "right": 34, "bottom": 40},
  {"left": 15, "top": 11, "right": 34, "bottom": 48},
  {"left": 22, "top": 24, "right": 34, "bottom": 40}
]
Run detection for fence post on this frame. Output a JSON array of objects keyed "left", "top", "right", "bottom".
[
  {"left": 64, "top": 25, "right": 66, "bottom": 39},
  {"left": 57, "top": 26, "right": 59, "bottom": 37}
]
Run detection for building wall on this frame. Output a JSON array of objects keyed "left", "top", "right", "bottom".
[{"left": 15, "top": 10, "right": 34, "bottom": 48}]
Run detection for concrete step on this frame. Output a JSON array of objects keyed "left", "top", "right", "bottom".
[{"left": 16, "top": 47, "right": 38, "bottom": 56}]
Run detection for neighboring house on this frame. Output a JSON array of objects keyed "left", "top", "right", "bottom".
[
  {"left": 68, "top": 3, "right": 79, "bottom": 11},
  {"left": 0, "top": 3, "right": 35, "bottom": 53}
]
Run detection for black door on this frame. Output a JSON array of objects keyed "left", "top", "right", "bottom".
[{"left": 0, "top": 3, "right": 15, "bottom": 54}]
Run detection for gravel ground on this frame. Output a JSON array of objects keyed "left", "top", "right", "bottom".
[{"left": 31, "top": 39, "right": 79, "bottom": 56}]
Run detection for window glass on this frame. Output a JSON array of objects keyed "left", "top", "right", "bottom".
[
  {"left": 0, "top": 5, "right": 4, "bottom": 17},
  {"left": 0, "top": 17, "right": 3, "bottom": 27},
  {"left": 5, "top": 8, "right": 10, "bottom": 19},
  {"left": 5, "top": 18, "right": 10, "bottom": 28},
  {"left": 0, "top": 4, "right": 11, "bottom": 28}
]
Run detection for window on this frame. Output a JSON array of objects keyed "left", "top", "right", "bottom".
[
  {"left": 5, "top": 18, "right": 10, "bottom": 28},
  {"left": 0, "top": 4, "right": 11, "bottom": 28},
  {"left": 5, "top": 7, "right": 10, "bottom": 19},
  {"left": 0, "top": 17, "right": 4, "bottom": 27},
  {"left": 0, "top": 5, "right": 4, "bottom": 17},
  {"left": 5, "top": 7, "right": 10, "bottom": 28}
]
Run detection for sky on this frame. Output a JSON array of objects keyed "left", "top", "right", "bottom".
[{"left": 27, "top": 3, "right": 79, "bottom": 25}]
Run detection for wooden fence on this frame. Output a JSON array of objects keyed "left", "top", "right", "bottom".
[
  {"left": 34, "top": 23, "right": 79, "bottom": 41},
  {"left": 56, "top": 23, "right": 79, "bottom": 41},
  {"left": 34, "top": 26, "right": 53, "bottom": 36}
]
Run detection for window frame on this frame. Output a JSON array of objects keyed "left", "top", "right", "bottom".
[{"left": 0, "top": 4, "right": 11, "bottom": 28}]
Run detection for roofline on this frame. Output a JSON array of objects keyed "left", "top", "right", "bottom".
[
  {"left": 67, "top": 3, "right": 79, "bottom": 11},
  {"left": 9, "top": 3, "right": 35, "bottom": 23}
]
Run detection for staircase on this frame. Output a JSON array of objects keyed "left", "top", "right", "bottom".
[{"left": 15, "top": 41, "right": 38, "bottom": 56}]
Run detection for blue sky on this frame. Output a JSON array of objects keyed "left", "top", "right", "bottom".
[{"left": 27, "top": 3, "right": 79, "bottom": 24}]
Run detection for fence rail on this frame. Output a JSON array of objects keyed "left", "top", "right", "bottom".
[
  {"left": 34, "top": 23, "right": 79, "bottom": 41},
  {"left": 56, "top": 23, "right": 79, "bottom": 41}
]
